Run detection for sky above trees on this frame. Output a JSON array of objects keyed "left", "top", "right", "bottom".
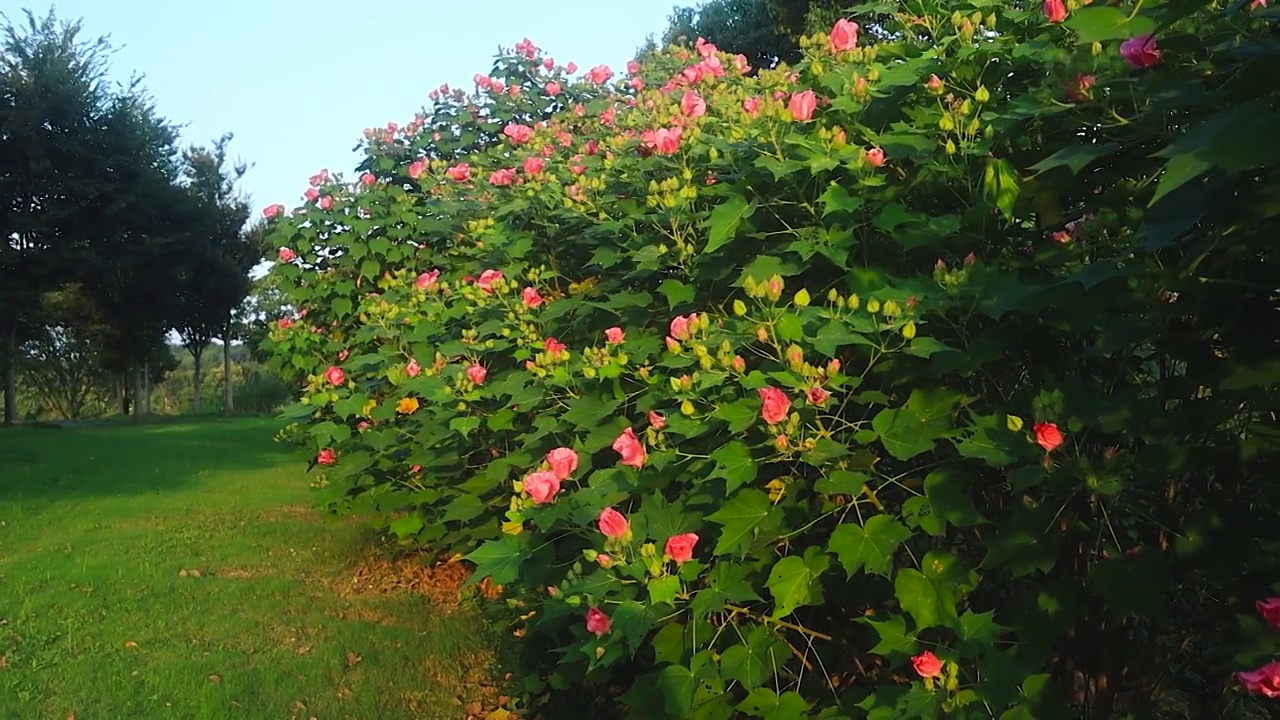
[{"left": 36, "top": 0, "right": 676, "bottom": 218}]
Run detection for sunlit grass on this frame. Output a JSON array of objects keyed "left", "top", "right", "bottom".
[{"left": 0, "top": 418, "right": 500, "bottom": 719}]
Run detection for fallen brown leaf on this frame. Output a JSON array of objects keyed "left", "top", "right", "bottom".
[
  {"left": 207, "top": 675, "right": 221, "bottom": 684},
  {"left": 295, "top": 644, "right": 312, "bottom": 655},
  {"left": 123, "top": 641, "right": 138, "bottom": 649},
  {"left": 345, "top": 651, "right": 362, "bottom": 668}
]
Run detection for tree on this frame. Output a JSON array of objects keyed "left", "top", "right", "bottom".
[
  {"left": 0, "top": 8, "right": 112, "bottom": 424},
  {"left": 1, "top": 8, "right": 249, "bottom": 423},
  {"left": 76, "top": 84, "right": 192, "bottom": 421},
  {"left": 216, "top": 218, "right": 262, "bottom": 413},
  {"left": 174, "top": 133, "right": 251, "bottom": 413},
  {"left": 18, "top": 285, "right": 113, "bottom": 419},
  {"left": 643, "top": 0, "right": 800, "bottom": 69},
  {"left": 767, "top": 0, "right": 846, "bottom": 37}
]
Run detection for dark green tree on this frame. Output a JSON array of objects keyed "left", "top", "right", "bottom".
[
  {"left": 78, "top": 86, "right": 190, "bottom": 420},
  {"left": 644, "top": 0, "right": 800, "bottom": 69},
  {"left": 18, "top": 285, "right": 114, "bottom": 419},
  {"left": 174, "top": 133, "right": 252, "bottom": 414},
  {"left": 0, "top": 8, "right": 112, "bottom": 424}
]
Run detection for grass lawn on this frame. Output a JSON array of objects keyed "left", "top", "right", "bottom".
[{"left": 0, "top": 417, "right": 504, "bottom": 720}]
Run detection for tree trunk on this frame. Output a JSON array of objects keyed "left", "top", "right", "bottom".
[
  {"left": 192, "top": 349, "right": 203, "bottom": 414},
  {"left": 223, "top": 323, "right": 234, "bottom": 414},
  {"left": 130, "top": 365, "right": 142, "bottom": 421},
  {"left": 2, "top": 322, "right": 16, "bottom": 426},
  {"left": 143, "top": 363, "right": 151, "bottom": 416},
  {"left": 118, "top": 373, "right": 128, "bottom": 416}
]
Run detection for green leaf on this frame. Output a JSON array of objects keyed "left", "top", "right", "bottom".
[
  {"left": 612, "top": 600, "right": 657, "bottom": 656},
  {"left": 652, "top": 622, "right": 687, "bottom": 665},
  {"left": 331, "top": 296, "right": 353, "bottom": 318},
  {"left": 775, "top": 312, "right": 805, "bottom": 343},
  {"left": 981, "top": 528, "right": 1057, "bottom": 578},
  {"left": 442, "top": 494, "right": 485, "bottom": 523},
  {"left": 736, "top": 255, "right": 801, "bottom": 287},
  {"left": 922, "top": 469, "right": 986, "bottom": 531},
  {"left": 814, "top": 469, "right": 868, "bottom": 495},
  {"left": 720, "top": 625, "right": 787, "bottom": 690},
  {"left": 449, "top": 415, "right": 482, "bottom": 438},
  {"left": 904, "top": 336, "right": 956, "bottom": 359},
  {"left": 954, "top": 412, "right": 1018, "bottom": 467},
  {"left": 982, "top": 157, "right": 1020, "bottom": 219},
  {"left": 976, "top": 273, "right": 1043, "bottom": 320},
  {"left": 463, "top": 534, "right": 531, "bottom": 586},
  {"left": 657, "top": 279, "right": 696, "bottom": 309},
  {"left": 957, "top": 610, "right": 1009, "bottom": 653},
  {"left": 563, "top": 392, "right": 622, "bottom": 432},
  {"left": 871, "top": 388, "right": 961, "bottom": 460},
  {"left": 754, "top": 155, "right": 804, "bottom": 181},
  {"left": 894, "top": 214, "right": 962, "bottom": 251},
  {"left": 655, "top": 664, "right": 697, "bottom": 716},
  {"left": 707, "top": 489, "right": 775, "bottom": 556},
  {"left": 857, "top": 686, "right": 910, "bottom": 719},
  {"left": 819, "top": 182, "right": 864, "bottom": 216},
  {"left": 896, "top": 683, "right": 944, "bottom": 718},
  {"left": 799, "top": 437, "right": 849, "bottom": 465},
  {"left": 600, "top": 291, "right": 654, "bottom": 314},
  {"left": 895, "top": 568, "right": 951, "bottom": 631},
  {"left": 766, "top": 549, "right": 829, "bottom": 619},
  {"left": 829, "top": 514, "right": 912, "bottom": 577},
  {"left": 648, "top": 574, "right": 682, "bottom": 606},
  {"left": 867, "top": 614, "right": 918, "bottom": 656},
  {"left": 704, "top": 194, "right": 758, "bottom": 255},
  {"left": 895, "top": 551, "right": 969, "bottom": 631},
  {"left": 1064, "top": 6, "right": 1156, "bottom": 43},
  {"left": 713, "top": 398, "right": 758, "bottom": 433},
  {"left": 738, "top": 688, "right": 811, "bottom": 720},
  {"left": 872, "top": 203, "right": 916, "bottom": 233},
  {"left": 1148, "top": 103, "right": 1280, "bottom": 206},
  {"left": 1029, "top": 142, "right": 1120, "bottom": 175},
  {"left": 711, "top": 441, "right": 758, "bottom": 494},
  {"left": 637, "top": 492, "right": 696, "bottom": 545},
  {"left": 812, "top": 320, "right": 877, "bottom": 357},
  {"left": 389, "top": 515, "right": 424, "bottom": 538},
  {"left": 691, "top": 563, "right": 762, "bottom": 618}
]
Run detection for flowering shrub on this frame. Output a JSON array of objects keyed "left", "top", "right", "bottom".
[{"left": 264, "top": 1, "right": 1279, "bottom": 717}]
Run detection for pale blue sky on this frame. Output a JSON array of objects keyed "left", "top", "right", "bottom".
[{"left": 31, "top": 0, "right": 679, "bottom": 216}]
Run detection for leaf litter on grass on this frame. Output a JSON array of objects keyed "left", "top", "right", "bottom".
[
  {"left": 340, "top": 548, "right": 502, "bottom": 611},
  {"left": 338, "top": 548, "right": 516, "bottom": 718}
]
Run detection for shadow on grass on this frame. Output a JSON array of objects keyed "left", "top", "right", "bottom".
[{"left": 0, "top": 416, "right": 293, "bottom": 503}]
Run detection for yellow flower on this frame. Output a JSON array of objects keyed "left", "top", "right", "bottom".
[
  {"left": 361, "top": 399, "right": 377, "bottom": 417},
  {"left": 396, "top": 397, "right": 420, "bottom": 415}
]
